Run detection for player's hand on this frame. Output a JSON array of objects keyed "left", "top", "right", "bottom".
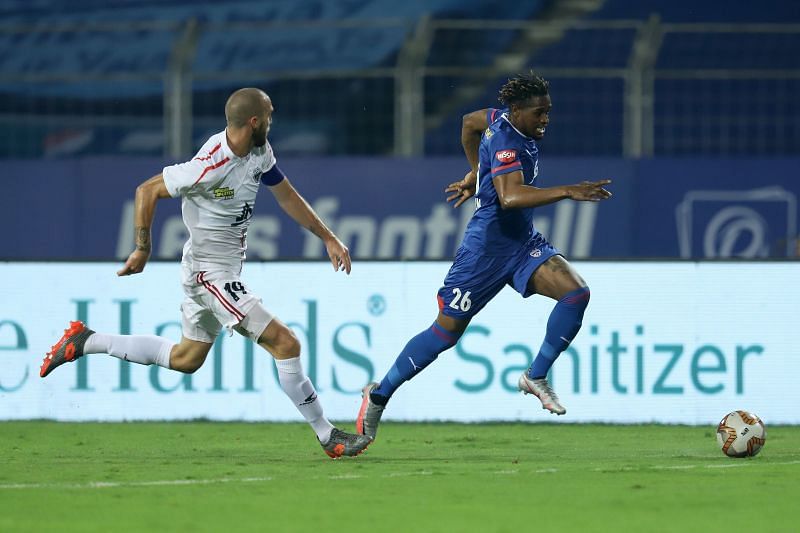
[
  {"left": 445, "top": 170, "right": 478, "bottom": 208},
  {"left": 567, "top": 179, "right": 612, "bottom": 202},
  {"left": 117, "top": 250, "right": 150, "bottom": 276},
  {"left": 324, "top": 236, "right": 352, "bottom": 275}
]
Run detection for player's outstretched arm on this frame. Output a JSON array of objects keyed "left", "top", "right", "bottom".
[
  {"left": 567, "top": 180, "right": 614, "bottom": 201},
  {"left": 268, "top": 178, "right": 351, "bottom": 274},
  {"left": 117, "top": 174, "right": 171, "bottom": 276},
  {"left": 493, "top": 171, "right": 612, "bottom": 210}
]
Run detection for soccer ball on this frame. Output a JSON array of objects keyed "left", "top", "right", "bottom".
[{"left": 716, "top": 410, "right": 767, "bottom": 458}]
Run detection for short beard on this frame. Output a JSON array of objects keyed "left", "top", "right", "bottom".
[{"left": 252, "top": 131, "right": 267, "bottom": 147}]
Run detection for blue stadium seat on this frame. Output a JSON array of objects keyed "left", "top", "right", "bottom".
[
  {"left": 591, "top": 0, "right": 800, "bottom": 23},
  {"left": 657, "top": 32, "right": 800, "bottom": 69},
  {"left": 531, "top": 28, "right": 636, "bottom": 68}
]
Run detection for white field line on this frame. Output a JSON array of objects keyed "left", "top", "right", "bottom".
[
  {"left": 596, "top": 459, "right": 800, "bottom": 472},
  {"left": 386, "top": 471, "right": 433, "bottom": 478},
  {"left": 1, "top": 460, "right": 797, "bottom": 491},
  {"left": 329, "top": 474, "right": 363, "bottom": 480},
  {"left": 0, "top": 476, "right": 274, "bottom": 490},
  {"left": 0, "top": 470, "right": 437, "bottom": 490}
]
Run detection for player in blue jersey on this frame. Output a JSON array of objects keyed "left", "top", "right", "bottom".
[{"left": 356, "top": 72, "right": 611, "bottom": 440}]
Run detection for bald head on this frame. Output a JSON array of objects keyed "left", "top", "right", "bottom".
[{"left": 225, "top": 88, "right": 271, "bottom": 128}]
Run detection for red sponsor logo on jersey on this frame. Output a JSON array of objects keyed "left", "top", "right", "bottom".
[{"left": 495, "top": 149, "right": 517, "bottom": 164}]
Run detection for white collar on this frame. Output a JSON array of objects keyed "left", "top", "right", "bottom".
[{"left": 501, "top": 113, "right": 532, "bottom": 140}]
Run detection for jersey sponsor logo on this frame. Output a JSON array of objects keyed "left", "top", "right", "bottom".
[
  {"left": 231, "top": 202, "right": 253, "bottom": 227},
  {"left": 495, "top": 149, "right": 517, "bottom": 164},
  {"left": 213, "top": 187, "right": 235, "bottom": 200},
  {"left": 530, "top": 248, "right": 542, "bottom": 258}
]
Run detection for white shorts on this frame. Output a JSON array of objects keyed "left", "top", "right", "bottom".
[{"left": 180, "top": 264, "right": 274, "bottom": 344}]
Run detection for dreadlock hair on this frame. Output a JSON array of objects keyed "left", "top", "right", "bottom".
[{"left": 498, "top": 71, "right": 549, "bottom": 108}]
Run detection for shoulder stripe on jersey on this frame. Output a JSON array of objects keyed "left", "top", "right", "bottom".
[
  {"left": 194, "top": 143, "right": 222, "bottom": 161},
  {"left": 492, "top": 162, "right": 522, "bottom": 174},
  {"left": 489, "top": 109, "right": 498, "bottom": 123},
  {"left": 193, "top": 157, "right": 230, "bottom": 186}
]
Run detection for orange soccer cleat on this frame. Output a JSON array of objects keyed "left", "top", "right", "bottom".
[{"left": 40, "top": 321, "right": 95, "bottom": 378}]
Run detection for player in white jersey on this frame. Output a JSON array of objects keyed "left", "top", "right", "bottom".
[{"left": 40, "top": 88, "right": 372, "bottom": 459}]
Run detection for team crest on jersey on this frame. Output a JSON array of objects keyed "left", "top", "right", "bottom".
[
  {"left": 495, "top": 149, "right": 517, "bottom": 164},
  {"left": 213, "top": 187, "right": 234, "bottom": 200},
  {"left": 251, "top": 167, "right": 261, "bottom": 184},
  {"left": 485, "top": 128, "right": 493, "bottom": 138}
]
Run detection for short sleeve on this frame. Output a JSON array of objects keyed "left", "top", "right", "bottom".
[
  {"left": 487, "top": 108, "right": 504, "bottom": 124},
  {"left": 162, "top": 159, "right": 208, "bottom": 197},
  {"left": 486, "top": 133, "right": 523, "bottom": 178},
  {"left": 162, "top": 141, "right": 228, "bottom": 197}
]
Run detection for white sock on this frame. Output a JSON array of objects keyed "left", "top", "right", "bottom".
[
  {"left": 275, "top": 356, "right": 334, "bottom": 442},
  {"left": 84, "top": 333, "right": 174, "bottom": 369}
]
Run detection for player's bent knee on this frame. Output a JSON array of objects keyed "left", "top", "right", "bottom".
[
  {"left": 581, "top": 285, "right": 591, "bottom": 300},
  {"left": 562, "top": 285, "right": 591, "bottom": 309},
  {"left": 170, "top": 350, "right": 206, "bottom": 373},
  {"left": 258, "top": 321, "right": 300, "bottom": 358},
  {"left": 272, "top": 328, "right": 300, "bottom": 357},
  {"left": 169, "top": 339, "right": 212, "bottom": 374},
  {"left": 172, "top": 357, "right": 203, "bottom": 374}
]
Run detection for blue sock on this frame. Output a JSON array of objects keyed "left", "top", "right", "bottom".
[
  {"left": 528, "top": 287, "right": 590, "bottom": 379},
  {"left": 372, "top": 322, "right": 461, "bottom": 403}
]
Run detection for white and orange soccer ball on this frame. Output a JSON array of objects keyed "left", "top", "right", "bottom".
[{"left": 716, "top": 410, "right": 767, "bottom": 458}]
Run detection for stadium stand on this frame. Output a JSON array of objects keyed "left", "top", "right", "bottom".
[
  {"left": 426, "top": 0, "right": 800, "bottom": 156},
  {"left": 0, "top": 0, "right": 798, "bottom": 158},
  {"left": 1, "top": 0, "right": 547, "bottom": 157}
]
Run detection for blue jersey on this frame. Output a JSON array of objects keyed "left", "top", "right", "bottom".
[{"left": 460, "top": 108, "right": 540, "bottom": 256}]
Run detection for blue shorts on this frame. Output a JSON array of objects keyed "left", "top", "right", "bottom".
[{"left": 437, "top": 234, "right": 560, "bottom": 319}]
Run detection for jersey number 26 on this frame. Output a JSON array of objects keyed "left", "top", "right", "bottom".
[{"left": 449, "top": 288, "right": 472, "bottom": 312}]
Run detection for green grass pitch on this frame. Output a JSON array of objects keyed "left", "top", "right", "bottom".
[{"left": 1, "top": 422, "right": 798, "bottom": 532}]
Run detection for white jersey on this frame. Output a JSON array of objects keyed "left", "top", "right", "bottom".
[{"left": 162, "top": 130, "right": 276, "bottom": 272}]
